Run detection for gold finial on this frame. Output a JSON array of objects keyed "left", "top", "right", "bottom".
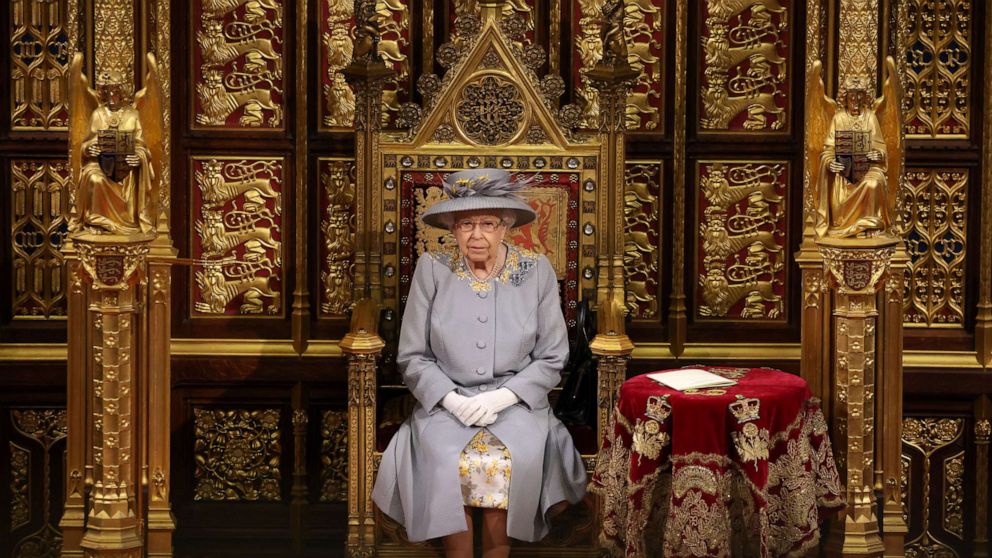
[{"left": 479, "top": 0, "right": 506, "bottom": 23}]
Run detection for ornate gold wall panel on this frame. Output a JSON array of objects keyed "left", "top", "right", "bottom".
[
  {"left": 901, "top": 417, "right": 965, "bottom": 557},
  {"left": 573, "top": 0, "right": 664, "bottom": 132},
  {"left": 695, "top": 161, "right": 787, "bottom": 321},
  {"left": 320, "top": 0, "right": 410, "bottom": 129},
  {"left": 902, "top": 168, "right": 967, "bottom": 328},
  {"left": 10, "top": 0, "right": 70, "bottom": 131},
  {"left": 837, "top": 0, "right": 879, "bottom": 89},
  {"left": 8, "top": 409, "right": 67, "bottom": 558},
  {"left": 699, "top": 0, "right": 790, "bottom": 132},
  {"left": 320, "top": 0, "right": 355, "bottom": 128},
  {"left": 193, "top": 0, "right": 285, "bottom": 129},
  {"left": 10, "top": 159, "right": 70, "bottom": 319},
  {"left": 191, "top": 156, "right": 284, "bottom": 316},
  {"left": 93, "top": 0, "right": 134, "bottom": 89},
  {"left": 902, "top": 0, "right": 971, "bottom": 138},
  {"left": 319, "top": 409, "right": 348, "bottom": 502},
  {"left": 193, "top": 408, "right": 282, "bottom": 501},
  {"left": 624, "top": 161, "right": 662, "bottom": 319},
  {"left": 319, "top": 158, "right": 357, "bottom": 317}
]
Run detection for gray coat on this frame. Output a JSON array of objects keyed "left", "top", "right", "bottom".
[{"left": 372, "top": 245, "right": 588, "bottom": 542}]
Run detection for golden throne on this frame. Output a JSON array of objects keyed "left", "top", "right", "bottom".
[{"left": 340, "top": 2, "right": 636, "bottom": 555}]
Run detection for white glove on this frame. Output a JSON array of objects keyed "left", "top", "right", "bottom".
[
  {"left": 473, "top": 388, "right": 520, "bottom": 415},
  {"left": 441, "top": 391, "right": 497, "bottom": 427}
]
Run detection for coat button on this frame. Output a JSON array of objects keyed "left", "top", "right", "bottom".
[
  {"left": 478, "top": 291, "right": 488, "bottom": 299},
  {"left": 476, "top": 367, "right": 485, "bottom": 375},
  {"left": 476, "top": 340, "right": 487, "bottom": 349},
  {"left": 479, "top": 385, "right": 488, "bottom": 391},
  {"left": 478, "top": 314, "right": 488, "bottom": 323}
]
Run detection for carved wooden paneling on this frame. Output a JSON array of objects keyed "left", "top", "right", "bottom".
[
  {"left": 695, "top": 161, "right": 787, "bottom": 321},
  {"left": 450, "top": 0, "right": 536, "bottom": 46},
  {"left": 319, "top": 0, "right": 411, "bottom": 129},
  {"left": 191, "top": 156, "right": 284, "bottom": 316},
  {"left": 902, "top": 168, "right": 967, "bottom": 328},
  {"left": 901, "top": 417, "right": 968, "bottom": 556},
  {"left": 902, "top": 0, "right": 972, "bottom": 139},
  {"left": 624, "top": 161, "right": 662, "bottom": 319},
  {"left": 318, "top": 158, "right": 356, "bottom": 317},
  {"left": 319, "top": 410, "right": 347, "bottom": 502},
  {"left": 572, "top": 0, "right": 664, "bottom": 131},
  {"left": 10, "top": 0, "right": 70, "bottom": 131},
  {"left": 6, "top": 409, "right": 67, "bottom": 558},
  {"left": 699, "top": 0, "right": 790, "bottom": 132},
  {"left": 10, "top": 160, "right": 70, "bottom": 319},
  {"left": 319, "top": 0, "right": 355, "bottom": 128},
  {"left": 193, "top": 408, "right": 282, "bottom": 501},
  {"left": 192, "top": 0, "right": 285, "bottom": 129}
]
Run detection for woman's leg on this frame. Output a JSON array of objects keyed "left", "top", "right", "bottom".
[
  {"left": 480, "top": 509, "right": 510, "bottom": 558},
  {"left": 442, "top": 507, "right": 474, "bottom": 558}
]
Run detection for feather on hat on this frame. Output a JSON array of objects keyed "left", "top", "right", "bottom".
[{"left": 420, "top": 169, "right": 538, "bottom": 229}]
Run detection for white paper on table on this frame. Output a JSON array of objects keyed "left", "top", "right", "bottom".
[{"left": 647, "top": 368, "right": 738, "bottom": 391}]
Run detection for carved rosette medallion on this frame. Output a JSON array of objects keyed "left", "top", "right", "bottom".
[
  {"left": 902, "top": 168, "right": 967, "bottom": 327},
  {"left": 319, "top": 158, "right": 357, "bottom": 316},
  {"left": 193, "top": 408, "right": 282, "bottom": 501},
  {"left": 193, "top": 0, "right": 284, "bottom": 128},
  {"left": 454, "top": 75, "right": 526, "bottom": 145},
  {"left": 10, "top": 160, "right": 71, "bottom": 318},
  {"left": 191, "top": 157, "right": 283, "bottom": 316},
  {"left": 700, "top": 0, "right": 790, "bottom": 131},
  {"left": 696, "top": 161, "right": 788, "bottom": 320}
]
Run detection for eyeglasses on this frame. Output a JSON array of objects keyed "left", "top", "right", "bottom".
[{"left": 454, "top": 219, "right": 504, "bottom": 233}]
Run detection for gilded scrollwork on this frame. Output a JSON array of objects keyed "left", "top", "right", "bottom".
[
  {"left": 10, "top": 0, "right": 70, "bottom": 130},
  {"left": 943, "top": 451, "right": 964, "bottom": 539},
  {"left": 374, "top": 0, "right": 411, "bottom": 128},
  {"left": 700, "top": 0, "right": 789, "bottom": 132},
  {"left": 12, "top": 409, "right": 68, "bottom": 448},
  {"left": 320, "top": 159, "right": 356, "bottom": 316},
  {"left": 624, "top": 162, "right": 661, "bottom": 319},
  {"left": 10, "top": 442, "right": 30, "bottom": 531},
  {"left": 902, "top": 169, "right": 967, "bottom": 328},
  {"left": 320, "top": 410, "right": 348, "bottom": 502},
  {"left": 192, "top": 157, "right": 283, "bottom": 316},
  {"left": 902, "top": 0, "right": 971, "bottom": 138},
  {"left": 194, "top": 0, "right": 284, "bottom": 128},
  {"left": 11, "top": 160, "right": 71, "bottom": 318},
  {"left": 837, "top": 0, "right": 878, "bottom": 91},
  {"left": 697, "top": 161, "right": 787, "bottom": 320},
  {"left": 193, "top": 408, "right": 282, "bottom": 501},
  {"left": 321, "top": 0, "right": 356, "bottom": 128}
]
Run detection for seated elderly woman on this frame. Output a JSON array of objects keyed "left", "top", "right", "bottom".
[{"left": 372, "top": 169, "right": 587, "bottom": 558}]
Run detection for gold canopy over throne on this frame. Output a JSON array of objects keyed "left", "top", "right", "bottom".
[{"left": 340, "top": 0, "right": 637, "bottom": 555}]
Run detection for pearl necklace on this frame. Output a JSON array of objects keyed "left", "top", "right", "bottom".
[{"left": 465, "top": 246, "right": 507, "bottom": 283}]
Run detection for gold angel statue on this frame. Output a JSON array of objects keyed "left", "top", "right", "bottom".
[
  {"left": 807, "top": 57, "right": 902, "bottom": 239},
  {"left": 69, "top": 53, "right": 164, "bottom": 236}
]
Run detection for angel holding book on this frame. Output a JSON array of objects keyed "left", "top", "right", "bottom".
[
  {"left": 807, "top": 58, "right": 902, "bottom": 239},
  {"left": 68, "top": 54, "right": 164, "bottom": 237}
]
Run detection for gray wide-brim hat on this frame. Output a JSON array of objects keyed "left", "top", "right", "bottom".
[{"left": 421, "top": 168, "right": 538, "bottom": 229}]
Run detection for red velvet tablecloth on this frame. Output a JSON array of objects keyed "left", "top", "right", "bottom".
[{"left": 589, "top": 367, "right": 844, "bottom": 558}]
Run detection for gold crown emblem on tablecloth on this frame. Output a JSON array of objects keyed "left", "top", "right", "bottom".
[
  {"left": 729, "top": 395, "right": 761, "bottom": 423},
  {"left": 645, "top": 394, "right": 672, "bottom": 423}
]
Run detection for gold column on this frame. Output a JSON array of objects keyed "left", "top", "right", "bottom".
[
  {"left": 975, "top": 396, "right": 991, "bottom": 558},
  {"left": 590, "top": 287, "right": 634, "bottom": 436},
  {"left": 879, "top": 253, "right": 908, "bottom": 556},
  {"left": 819, "top": 238, "right": 895, "bottom": 558},
  {"left": 293, "top": 0, "right": 311, "bottom": 353},
  {"left": 668, "top": 0, "right": 688, "bottom": 356},
  {"left": 75, "top": 236, "right": 152, "bottom": 558},
  {"left": 340, "top": 300, "right": 384, "bottom": 558},
  {"left": 60, "top": 258, "right": 89, "bottom": 558},
  {"left": 977, "top": 0, "right": 992, "bottom": 367}
]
